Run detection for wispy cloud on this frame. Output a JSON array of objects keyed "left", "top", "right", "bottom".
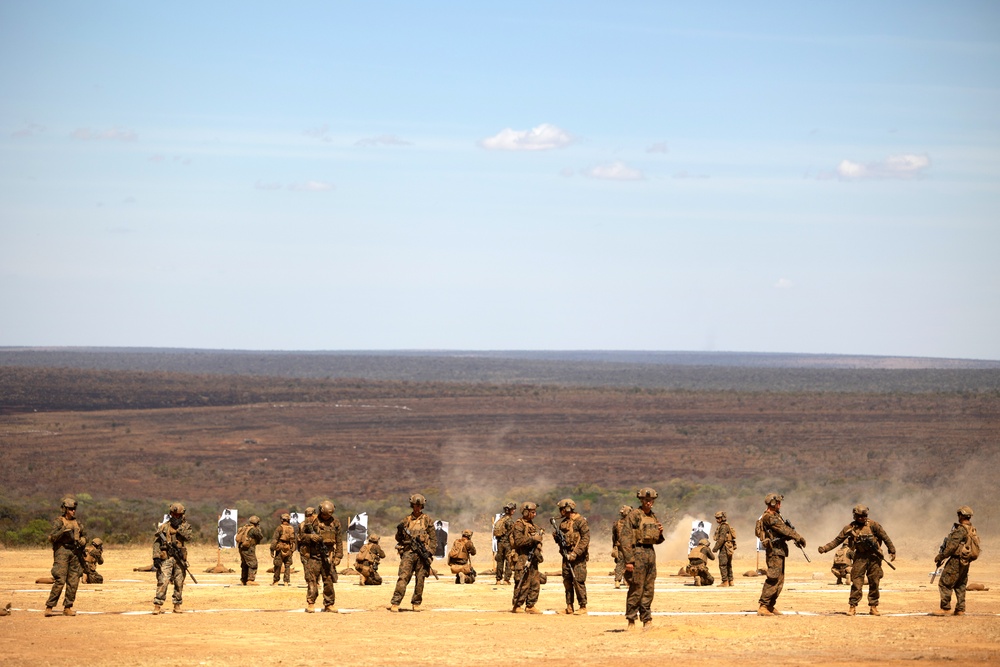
[
  {"left": 288, "top": 180, "right": 335, "bottom": 192},
  {"left": 646, "top": 141, "right": 669, "bottom": 154},
  {"left": 774, "top": 277, "right": 794, "bottom": 289},
  {"left": 355, "top": 134, "right": 413, "bottom": 147},
  {"left": 479, "top": 123, "right": 573, "bottom": 151},
  {"left": 303, "top": 124, "right": 332, "bottom": 142},
  {"left": 835, "top": 154, "right": 931, "bottom": 181},
  {"left": 254, "top": 181, "right": 283, "bottom": 191},
  {"left": 12, "top": 122, "right": 46, "bottom": 138},
  {"left": 586, "top": 160, "right": 644, "bottom": 181},
  {"left": 71, "top": 127, "right": 138, "bottom": 142},
  {"left": 672, "top": 170, "right": 709, "bottom": 180}
]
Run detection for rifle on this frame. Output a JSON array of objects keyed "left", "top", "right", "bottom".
[
  {"left": 781, "top": 517, "right": 811, "bottom": 563},
  {"left": 858, "top": 535, "right": 895, "bottom": 570},
  {"left": 303, "top": 522, "right": 339, "bottom": 580},
  {"left": 514, "top": 535, "right": 541, "bottom": 593},
  {"left": 930, "top": 533, "right": 949, "bottom": 583},
  {"left": 549, "top": 517, "right": 577, "bottom": 582},
  {"left": 165, "top": 540, "right": 198, "bottom": 584},
  {"left": 404, "top": 527, "right": 439, "bottom": 580}
]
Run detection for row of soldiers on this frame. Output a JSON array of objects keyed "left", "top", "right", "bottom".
[{"left": 39, "top": 491, "right": 982, "bottom": 625}]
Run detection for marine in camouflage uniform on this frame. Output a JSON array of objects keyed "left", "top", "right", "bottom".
[
  {"left": 493, "top": 502, "right": 517, "bottom": 585},
  {"left": 45, "top": 497, "right": 87, "bottom": 617},
  {"left": 711, "top": 510, "right": 736, "bottom": 586},
  {"left": 388, "top": 494, "right": 437, "bottom": 612},
  {"left": 818, "top": 504, "right": 895, "bottom": 616},
  {"left": 756, "top": 493, "right": 805, "bottom": 616},
  {"left": 299, "top": 500, "right": 343, "bottom": 612},
  {"left": 831, "top": 543, "right": 853, "bottom": 585},
  {"left": 238, "top": 515, "right": 264, "bottom": 585},
  {"left": 296, "top": 507, "right": 315, "bottom": 566},
  {"left": 687, "top": 538, "right": 716, "bottom": 586},
  {"left": 83, "top": 538, "right": 105, "bottom": 585},
  {"left": 555, "top": 498, "right": 590, "bottom": 614},
  {"left": 511, "top": 502, "right": 544, "bottom": 613},
  {"left": 356, "top": 534, "right": 386, "bottom": 585},
  {"left": 932, "top": 506, "right": 980, "bottom": 616},
  {"left": 621, "top": 488, "right": 665, "bottom": 630},
  {"left": 611, "top": 505, "right": 630, "bottom": 589},
  {"left": 448, "top": 530, "right": 478, "bottom": 584},
  {"left": 153, "top": 502, "right": 194, "bottom": 614},
  {"left": 270, "top": 513, "right": 297, "bottom": 585}
]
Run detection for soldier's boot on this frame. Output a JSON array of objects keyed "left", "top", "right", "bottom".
[
  {"left": 643, "top": 620, "right": 653, "bottom": 631},
  {"left": 930, "top": 608, "right": 949, "bottom": 616},
  {"left": 626, "top": 620, "right": 637, "bottom": 631},
  {"left": 614, "top": 581, "right": 621, "bottom": 589},
  {"left": 173, "top": 604, "right": 183, "bottom": 613},
  {"left": 564, "top": 604, "right": 574, "bottom": 615},
  {"left": 387, "top": 604, "right": 400, "bottom": 613},
  {"left": 693, "top": 578, "right": 701, "bottom": 586},
  {"left": 954, "top": 610, "right": 965, "bottom": 616},
  {"left": 511, "top": 605, "right": 523, "bottom": 613},
  {"left": 575, "top": 606, "right": 588, "bottom": 615},
  {"left": 769, "top": 608, "right": 782, "bottom": 615},
  {"left": 525, "top": 606, "right": 541, "bottom": 614},
  {"left": 62, "top": 607, "right": 76, "bottom": 616},
  {"left": 322, "top": 605, "right": 336, "bottom": 613},
  {"left": 247, "top": 581, "right": 259, "bottom": 586},
  {"left": 847, "top": 606, "right": 857, "bottom": 616},
  {"left": 152, "top": 605, "right": 163, "bottom": 615},
  {"left": 305, "top": 606, "right": 315, "bottom": 613},
  {"left": 44, "top": 607, "right": 56, "bottom": 617},
  {"left": 270, "top": 581, "right": 278, "bottom": 586},
  {"left": 411, "top": 604, "right": 421, "bottom": 612},
  {"left": 756, "top": 605, "right": 773, "bottom": 616},
  {"left": 869, "top": 606, "right": 880, "bottom": 616}
]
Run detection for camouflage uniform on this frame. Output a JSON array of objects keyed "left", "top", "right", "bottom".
[
  {"left": 687, "top": 539, "right": 716, "bottom": 586},
  {"left": 45, "top": 498, "right": 87, "bottom": 615},
  {"left": 756, "top": 493, "right": 805, "bottom": 615},
  {"left": 818, "top": 505, "right": 895, "bottom": 614},
  {"left": 238, "top": 516, "right": 264, "bottom": 585},
  {"left": 83, "top": 538, "right": 104, "bottom": 585},
  {"left": 711, "top": 511, "right": 736, "bottom": 586},
  {"left": 933, "top": 506, "right": 980, "bottom": 615},
  {"left": 153, "top": 503, "right": 194, "bottom": 613},
  {"left": 389, "top": 494, "right": 437, "bottom": 610},
  {"left": 555, "top": 498, "right": 590, "bottom": 613},
  {"left": 299, "top": 501, "right": 343, "bottom": 611},
  {"left": 270, "top": 514, "right": 297, "bottom": 585},
  {"left": 448, "top": 530, "right": 478, "bottom": 583},
  {"left": 831, "top": 543, "right": 853, "bottom": 585},
  {"left": 356, "top": 535, "right": 386, "bottom": 586},
  {"left": 511, "top": 502, "right": 544, "bottom": 612},
  {"left": 611, "top": 505, "right": 630, "bottom": 588},
  {"left": 493, "top": 503, "right": 517, "bottom": 584},
  {"left": 621, "top": 488, "right": 665, "bottom": 629}
]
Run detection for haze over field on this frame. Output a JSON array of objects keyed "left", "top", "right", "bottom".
[{"left": 2, "top": 3, "right": 999, "bottom": 360}]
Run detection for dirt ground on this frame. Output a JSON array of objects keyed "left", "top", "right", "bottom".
[{"left": 2, "top": 545, "right": 997, "bottom": 667}]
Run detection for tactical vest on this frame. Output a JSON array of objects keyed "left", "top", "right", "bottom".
[{"left": 636, "top": 512, "right": 660, "bottom": 545}]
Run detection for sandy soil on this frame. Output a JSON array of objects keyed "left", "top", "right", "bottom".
[{"left": 2, "top": 545, "right": 997, "bottom": 667}]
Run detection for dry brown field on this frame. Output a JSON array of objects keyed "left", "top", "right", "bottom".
[{"left": 1, "top": 544, "right": 998, "bottom": 667}]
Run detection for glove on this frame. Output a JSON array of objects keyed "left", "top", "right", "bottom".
[
  {"left": 817, "top": 546, "right": 827, "bottom": 554},
  {"left": 889, "top": 553, "right": 896, "bottom": 562},
  {"left": 567, "top": 552, "right": 577, "bottom": 562},
  {"left": 934, "top": 554, "right": 944, "bottom": 565},
  {"left": 795, "top": 537, "right": 806, "bottom": 548}
]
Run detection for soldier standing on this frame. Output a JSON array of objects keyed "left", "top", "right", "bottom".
[
  {"left": 356, "top": 534, "right": 386, "bottom": 585},
  {"left": 296, "top": 507, "right": 315, "bottom": 569},
  {"left": 388, "top": 494, "right": 437, "bottom": 612},
  {"left": 270, "top": 513, "right": 297, "bottom": 586},
  {"left": 511, "top": 501, "right": 544, "bottom": 613},
  {"left": 831, "top": 543, "right": 853, "bottom": 585},
  {"left": 621, "top": 488, "right": 665, "bottom": 631},
  {"left": 448, "top": 530, "right": 478, "bottom": 583},
  {"left": 45, "top": 497, "right": 87, "bottom": 617},
  {"left": 611, "top": 505, "right": 630, "bottom": 589},
  {"left": 932, "top": 506, "right": 980, "bottom": 616},
  {"left": 153, "top": 502, "right": 194, "bottom": 614},
  {"left": 687, "top": 538, "right": 716, "bottom": 586},
  {"left": 755, "top": 493, "right": 805, "bottom": 616},
  {"left": 711, "top": 510, "right": 736, "bottom": 587},
  {"left": 237, "top": 515, "right": 264, "bottom": 586},
  {"left": 555, "top": 498, "right": 590, "bottom": 615},
  {"left": 493, "top": 502, "right": 517, "bottom": 585},
  {"left": 818, "top": 504, "right": 896, "bottom": 616},
  {"left": 83, "top": 538, "right": 105, "bottom": 585},
  {"left": 299, "top": 500, "right": 343, "bottom": 612}
]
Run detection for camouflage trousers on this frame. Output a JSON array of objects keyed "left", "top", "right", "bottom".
[
  {"left": 717, "top": 549, "right": 734, "bottom": 583},
  {"left": 625, "top": 545, "right": 657, "bottom": 623},
  {"left": 938, "top": 557, "right": 970, "bottom": 612},
  {"left": 46, "top": 547, "right": 83, "bottom": 609},
  {"left": 758, "top": 551, "right": 786, "bottom": 610},
  {"left": 390, "top": 550, "right": 429, "bottom": 606},
  {"left": 84, "top": 565, "right": 104, "bottom": 585},
  {"left": 154, "top": 557, "right": 185, "bottom": 606},
  {"left": 831, "top": 563, "right": 850, "bottom": 583},
  {"left": 687, "top": 561, "right": 714, "bottom": 586},
  {"left": 562, "top": 559, "right": 587, "bottom": 607},
  {"left": 495, "top": 543, "right": 512, "bottom": 582},
  {"left": 450, "top": 562, "right": 477, "bottom": 583},
  {"left": 512, "top": 562, "right": 541, "bottom": 609},
  {"left": 273, "top": 549, "right": 294, "bottom": 583},
  {"left": 849, "top": 555, "right": 884, "bottom": 608},
  {"left": 239, "top": 547, "right": 258, "bottom": 583},
  {"left": 357, "top": 561, "right": 382, "bottom": 585},
  {"left": 613, "top": 553, "right": 627, "bottom": 584},
  {"left": 303, "top": 557, "right": 336, "bottom": 607}
]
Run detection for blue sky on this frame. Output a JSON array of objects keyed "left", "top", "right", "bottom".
[{"left": 2, "top": 2, "right": 998, "bottom": 359}]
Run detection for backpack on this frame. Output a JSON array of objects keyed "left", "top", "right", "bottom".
[
  {"left": 959, "top": 525, "right": 981, "bottom": 561},
  {"left": 235, "top": 524, "right": 253, "bottom": 548}
]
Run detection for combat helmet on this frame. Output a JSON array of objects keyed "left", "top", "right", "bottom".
[
  {"left": 280, "top": 513, "right": 291, "bottom": 521},
  {"left": 91, "top": 538, "right": 103, "bottom": 547},
  {"left": 462, "top": 530, "right": 473, "bottom": 538},
  {"left": 521, "top": 501, "right": 537, "bottom": 513},
  {"left": 503, "top": 502, "right": 517, "bottom": 512},
  {"left": 715, "top": 511, "right": 727, "bottom": 520},
  {"left": 958, "top": 506, "right": 974, "bottom": 519},
  {"left": 697, "top": 538, "right": 709, "bottom": 547},
  {"left": 249, "top": 515, "right": 261, "bottom": 525},
  {"left": 369, "top": 533, "right": 380, "bottom": 542},
  {"left": 636, "top": 487, "right": 658, "bottom": 501},
  {"left": 619, "top": 505, "right": 631, "bottom": 516},
  {"left": 764, "top": 493, "right": 783, "bottom": 507},
  {"left": 409, "top": 494, "right": 426, "bottom": 507},
  {"left": 169, "top": 502, "right": 186, "bottom": 515},
  {"left": 852, "top": 504, "right": 869, "bottom": 517},
  {"left": 305, "top": 507, "right": 315, "bottom": 516},
  {"left": 61, "top": 497, "right": 78, "bottom": 510},
  {"left": 557, "top": 498, "right": 576, "bottom": 511},
  {"left": 319, "top": 500, "right": 335, "bottom": 516}
]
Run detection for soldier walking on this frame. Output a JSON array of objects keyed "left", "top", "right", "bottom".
[
  {"left": 621, "top": 488, "right": 665, "bottom": 631},
  {"left": 493, "top": 502, "right": 517, "bottom": 585},
  {"left": 299, "top": 500, "right": 343, "bottom": 612},
  {"left": 511, "top": 502, "right": 544, "bottom": 613},
  {"left": 237, "top": 515, "right": 264, "bottom": 585},
  {"left": 755, "top": 493, "right": 805, "bottom": 616},
  {"left": 711, "top": 510, "right": 736, "bottom": 586},
  {"left": 818, "top": 504, "right": 895, "bottom": 616},
  {"left": 388, "top": 494, "right": 437, "bottom": 612},
  {"left": 554, "top": 498, "right": 590, "bottom": 615},
  {"left": 270, "top": 513, "right": 297, "bottom": 586},
  {"left": 45, "top": 497, "right": 87, "bottom": 617},
  {"left": 153, "top": 502, "right": 193, "bottom": 614},
  {"left": 932, "top": 506, "right": 980, "bottom": 616}
]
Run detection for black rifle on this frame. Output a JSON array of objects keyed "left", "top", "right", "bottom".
[
  {"left": 405, "top": 528, "right": 439, "bottom": 580},
  {"left": 857, "top": 535, "right": 896, "bottom": 570},
  {"left": 514, "top": 535, "right": 541, "bottom": 593},
  {"left": 781, "top": 517, "right": 811, "bottom": 563},
  {"left": 165, "top": 540, "right": 198, "bottom": 584},
  {"left": 549, "top": 517, "right": 577, "bottom": 583}
]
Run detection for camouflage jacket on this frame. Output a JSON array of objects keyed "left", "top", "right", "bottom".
[
  {"left": 356, "top": 542, "right": 386, "bottom": 565},
  {"left": 395, "top": 512, "right": 437, "bottom": 556},
  {"left": 153, "top": 519, "right": 193, "bottom": 561},
  {"left": 557, "top": 512, "right": 590, "bottom": 561},
  {"left": 712, "top": 522, "right": 736, "bottom": 553},
  {"left": 820, "top": 519, "right": 895, "bottom": 558},
  {"left": 301, "top": 515, "right": 343, "bottom": 563},
  {"left": 49, "top": 516, "right": 86, "bottom": 552},
  {"left": 511, "top": 518, "right": 543, "bottom": 565},
  {"left": 620, "top": 508, "right": 664, "bottom": 565}
]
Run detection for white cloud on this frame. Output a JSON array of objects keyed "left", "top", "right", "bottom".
[
  {"left": 586, "top": 160, "right": 644, "bottom": 181},
  {"left": 646, "top": 141, "right": 669, "bottom": 154},
  {"left": 71, "top": 126, "right": 138, "bottom": 142},
  {"left": 304, "top": 124, "right": 332, "bottom": 142},
  {"left": 835, "top": 153, "right": 930, "bottom": 181},
  {"left": 288, "top": 180, "right": 334, "bottom": 192},
  {"left": 774, "top": 277, "right": 794, "bottom": 289},
  {"left": 355, "top": 134, "right": 413, "bottom": 147},
  {"left": 479, "top": 123, "right": 573, "bottom": 151},
  {"left": 12, "top": 122, "right": 46, "bottom": 138}
]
